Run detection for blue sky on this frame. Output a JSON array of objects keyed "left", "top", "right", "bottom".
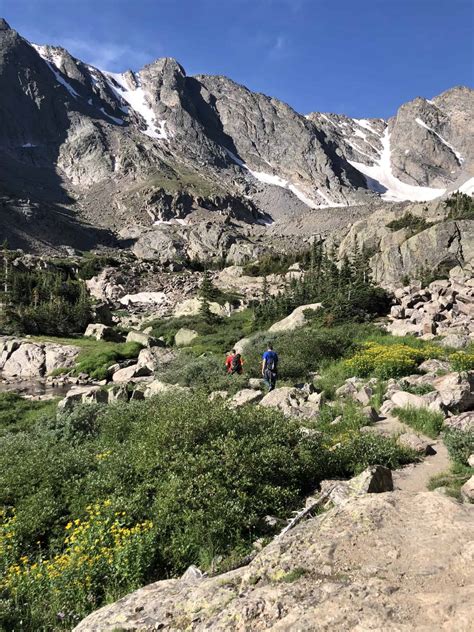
[{"left": 1, "top": 0, "right": 472, "bottom": 118}]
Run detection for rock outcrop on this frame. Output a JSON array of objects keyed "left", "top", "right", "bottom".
[
  {"left": 0, "top": 337, "right": 79, "bottom": 378},
  {"left": 74, "top": 490, "right": 474, "bottom": 631}
]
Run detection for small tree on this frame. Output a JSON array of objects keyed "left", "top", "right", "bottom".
[{"left": 199, "top": 270, "right": 217, "bottom": 302}]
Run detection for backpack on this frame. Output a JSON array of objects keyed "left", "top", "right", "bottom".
[
  {"left": 230, "top": 353, "right": 242, "bottom": 373},
  {"left": 265, "top": 352, "right": 277, "bottom": 372}
]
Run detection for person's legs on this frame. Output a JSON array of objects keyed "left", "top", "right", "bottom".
[
  {"left": 263, "top": 369, "right": 272, "bottom": 391},
  {"left": 269, "top": 371, "right": 277, "bottom": 391}
]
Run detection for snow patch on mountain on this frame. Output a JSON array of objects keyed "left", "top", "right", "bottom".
[
  {"left": 349, "top": 129, "right": 446, "bottom": 202},
  {"left": 415, "top": 118, "right": 464, "bottom": 164},
  {"left": 100, "top": 108, "right": 124, "bottom": 125},
  {"left": 226, "top": 150, "right": 345, "bottom": 209},
  {"left": 104, "top": 72, "right": 168, "bottom": 140},
  {"left": 458, "top": 177, "right": 474, "bottom": 195}
]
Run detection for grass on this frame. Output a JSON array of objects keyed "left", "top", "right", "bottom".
[
  {"left": 73, "top": 341, "right": 143, "bottom": 380},
  {"left": 428, "top": 463, "right": 473, "bottom": 501},
  {"left": 401, "top": 383, "right": 435, "bottom": 396},
  {"left": 392, "top": 406, "right": 445, "bottom": 439},
  {"left": 146, "top": 309, "right": 256, "bottom": 351},
  {"left": 30, "top": 336, "right": 144, "bottom": 379},
  {"left": 130, "top": 164, "right": 225, "bottom": 198},
  {"left": 279, "top": 567, "right": 307, "bottom": 583}
]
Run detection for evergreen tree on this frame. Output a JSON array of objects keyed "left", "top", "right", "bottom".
[{"left": 199, "top": 270, "right": 217, "bottom": 302}]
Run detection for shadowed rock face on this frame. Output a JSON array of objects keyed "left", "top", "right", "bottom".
[{"left": 0, "top": 18, "right": 472, "bottom": 256}]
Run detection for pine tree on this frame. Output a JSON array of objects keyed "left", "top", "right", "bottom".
[{"left": 199, "top": 269, "right": 217, "bottom": 302}]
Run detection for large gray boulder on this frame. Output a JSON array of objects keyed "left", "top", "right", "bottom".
[
  {"left": 228, "top": 389, "right": 263, "bottom": 408},
  {"left": 268, "top": 303, "right": 323, "bottom": 333},
  {"left": 398, "top": 433, "right": 436, "bottom": 455},
  {"left": 84, "top": 323, "right": 115, "bottom": 341},
  {"left": 259, "top": 387, "right": 321, "bottom": 418},
  {"left": 1, "top": 343, "right": 45, "bottom": 377},
  {"left": 137, "top": 347, "right": 176, "bottom": 372},
  {"left": 126, "top": 330, "right": 161, "bottom": 348},
  {"left": 112, "top": 364, "right": 152, "bottom": 383},
  {"left": 0, "top": 338, "right": 20, "bottom": 369},
  {"left": 58, "top": 385, "right": 108, "bottom": 411},
  {"left": 432, "top": 372, "right": 474, "bottom": 412},
  {"left": 443, "top": 411, "right": 474, "bottom": 433},
  {"left": 173, "top": 298, "right": 227, "bottom": 319},
  {"left": 0, "top": 339, "right": 79, "bottom": 377},
  {"left": 371, "top": 220, "right": 474, "bottom": 287},
  {"left": 44, "top": 344, "right": 80, "bottom": 374},
  {"left": 320, "top": 465, "right": 394, "bottom": 506},
  {"left": 461, "top": 475, "right": 474, "bottom": 503},
  {"left": 144, "top": 380, "right": 191, "bottom": 398},
  {"left": 174, "top": 328, "right": 199, "bottom": 347}
]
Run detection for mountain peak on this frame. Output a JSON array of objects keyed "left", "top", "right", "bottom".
[{"left": 0, "top": 18, "right": 11, "bottom": 31}]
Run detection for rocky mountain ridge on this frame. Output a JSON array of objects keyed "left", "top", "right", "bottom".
[{"left": 0, "top": 18, "right": 472, "bottom": 257}]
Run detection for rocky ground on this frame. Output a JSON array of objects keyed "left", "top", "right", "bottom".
[{"left": 74, "top": 483, "right": 474, "bottom": 631}]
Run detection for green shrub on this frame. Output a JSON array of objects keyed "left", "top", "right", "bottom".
[
  {"left": 401, "top": 383, "right": 435, "bottom": 396},
  {"left": 241, "top": 326, "right": 356, "bottom": 383},
  {"left": 0, "top": 393, "right": 418, "bottom": 630},
  {"left": 428, "top": 463, "right": 473, "bottom": 501},
  {"left": 161, "top": 352, "right": 248, "bottom": 393},
  {"left": 443, "top": 428, "right": 474, "bottom": 466},
  {"left": 331, "top": 432, "right": 417, "bottom": 475},
  {"left": 344, "top": 342, "right": 442, "bottom": 379},
  {"left": 0, "top": 392, "right": 58, "bottom": 435},
  {"left": 386, "top": 212, "right": 433, "bottom": 234},
  {"left": 392, "top": 406, "right": 445, "bottom": 439},
  {"left": 0, "top": 502, "right": 155, "bottom": 631},
  {"left": 450, "top": 351, "right": 474, "bottom": 372}
]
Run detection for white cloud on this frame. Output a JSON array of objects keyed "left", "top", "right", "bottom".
[
  {"left": 60, "top": 37, "right": 158, "bottom": 71},
  {"left": 267, "top": 34, "right": 291, "bottom": 60}
]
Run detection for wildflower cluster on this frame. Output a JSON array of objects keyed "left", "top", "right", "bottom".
[
  {"left": 344, "top": 342, "right": 441, "bottom": 379},
  {"left": 449, "top": 351, "right": 474, "bottom": 372},
  {"left": 1, "top": 501, "right": 155, "bottom": 630}
]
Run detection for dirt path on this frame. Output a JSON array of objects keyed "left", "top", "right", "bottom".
[{"left": 373, "top": 414, "right": 451, "bottom": 493}]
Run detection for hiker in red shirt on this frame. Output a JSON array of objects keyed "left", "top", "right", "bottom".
[{"left": 225, "top": 349, "right": 243, "bottom": 375}]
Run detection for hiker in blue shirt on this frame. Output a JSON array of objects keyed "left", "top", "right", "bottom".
[{"left": 262, "top": 343, "right": 278, "bottom": 391}]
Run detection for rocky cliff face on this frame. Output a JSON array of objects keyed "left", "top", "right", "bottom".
[{"left": 0, "top": 18, "right": 472, "bottom": 256}]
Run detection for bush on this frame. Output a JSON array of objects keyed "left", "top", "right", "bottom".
[
  {"left": 241, "top": 325, "right": 356, "bottom": 383},
  {"left": 450, "top": 351, "right": 474, "bottom": 372},
  {"left": 444, "top": 428, "right": 474, "bottom": 466},
  {"left": 331, "top": 432, "right": 417, "bottom": 475},
  {"left": 0, "top": 502, "right": 154, "bottom": 631},
  {"left": 161, "top": 352, "right": 248, "bottom": 393},
  {"left": 344, "top": 342, "right": 442, "bottom": 379},
  {"left": 0, "top": 393, "right": 417, "bottom": 629},
  {"left": 386, "top": 212, "right": 433, "bottom": 234},
  {"left": 427, "top": 462, "right": 473, "bottom": 501},
  {"left": 392, "top": 406, "right": 444, "bottom": 439},
  {"left": 0, "top": 392, "right": 58, "bottom": 435}
]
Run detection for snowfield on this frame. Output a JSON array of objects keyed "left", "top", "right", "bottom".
[
  {"left": 104, "top": 71, "right": 168, "bottom": 140},
  {"left": 349, "top": 129, "right": 446, "bottom": 202},
  {"left": 226, "top": 150, "right": 345, "bottom": 209}
]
